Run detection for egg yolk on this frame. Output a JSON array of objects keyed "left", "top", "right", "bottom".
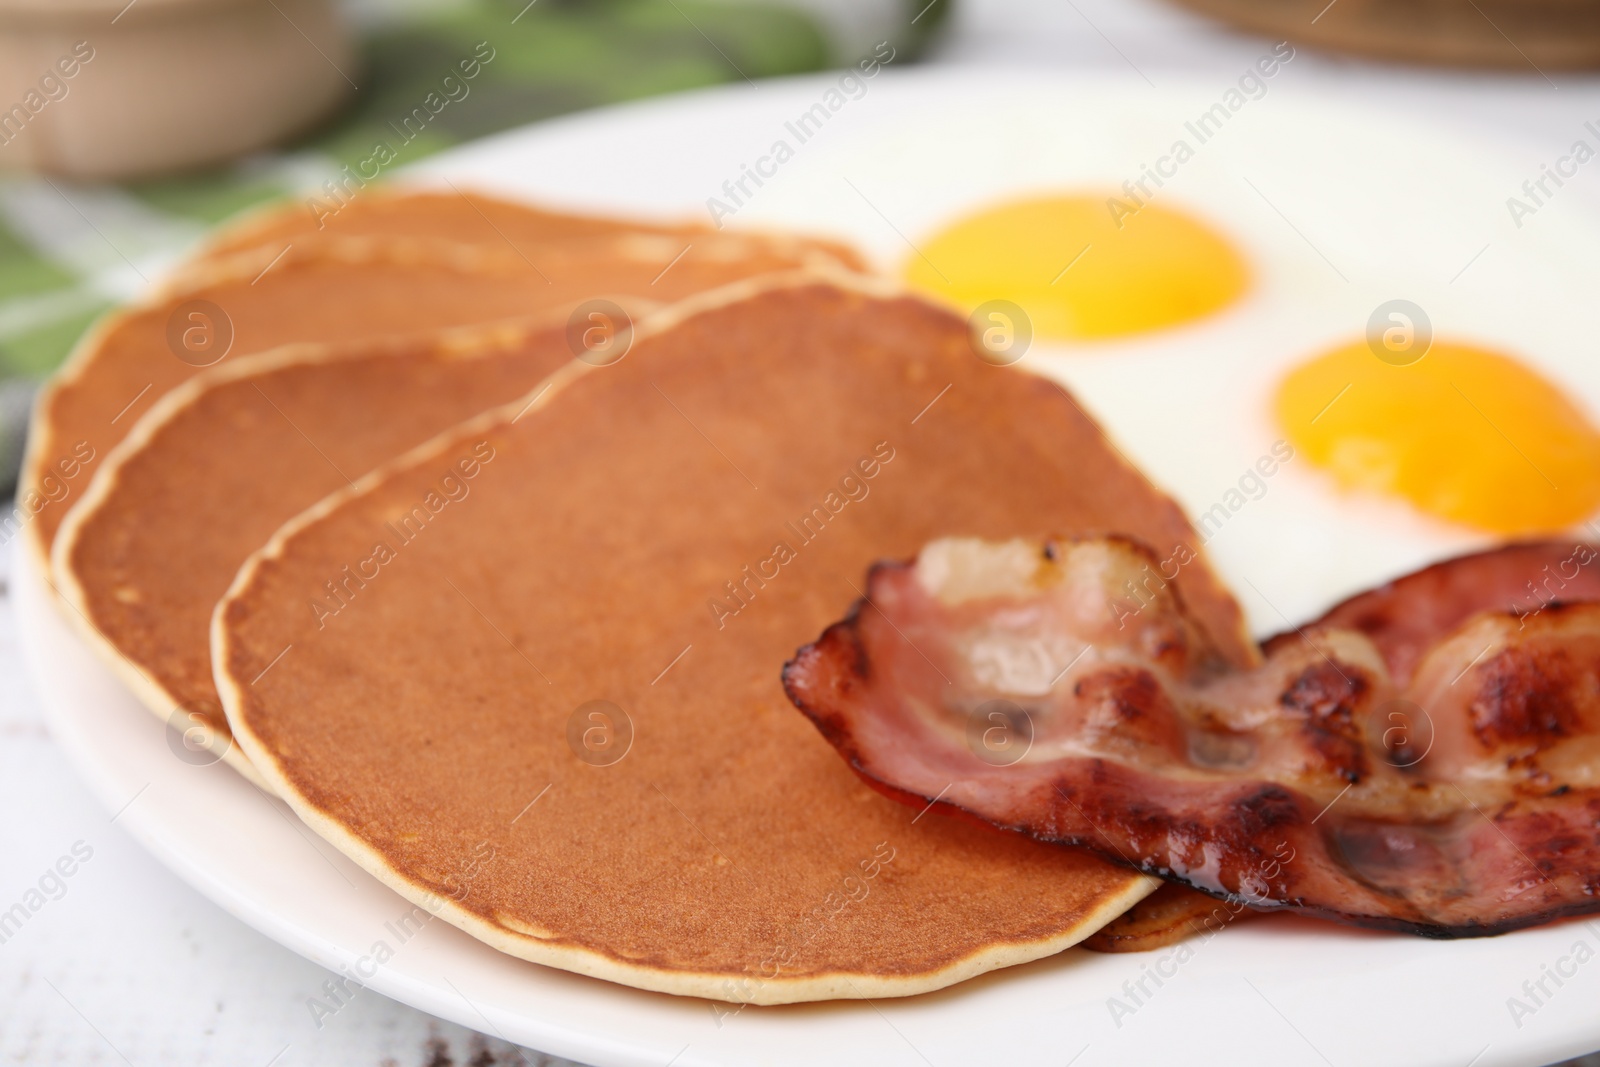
[
  {"left": 903, "top": 195, "right": 1248, "bottom": 340},
  {"left": 1278, "top": 341, "right": 1600, "bottom": 535}
]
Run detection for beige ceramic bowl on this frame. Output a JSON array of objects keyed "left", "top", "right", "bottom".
[
  {"left": 0, "top": 0, "right": 354, "bottom": 179},
  {"left": 1168, "top": 0, "right": 1600, "bottom": 70}
]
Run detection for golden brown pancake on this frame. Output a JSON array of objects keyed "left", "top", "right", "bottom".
[
  {"left": 179, "top": 208, "right": 864, "bottom": 301},
  {"left": 192, "top": 187, "right": 862, "bottom": 276},
  {"left": 23, "top": 227, "right": 856, "bottom": 576},
  {"left": 1081, "top": 883, "right": 1255, "bottom": 952},
  {"left": 51, "top": 232, "right": 855, "bottom": 786},
  {"left": 214, "top": 276, "right": 1252, "bottom": 1001},
  {"left": 53, "top": 324, "right": 568, "bottom": 786}
]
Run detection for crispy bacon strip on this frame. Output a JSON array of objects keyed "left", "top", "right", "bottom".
[
  {"left": 783, "top": 537, "right": 1600, "bottom": 937},
  {"left": 1267, "top": 540, "right": 1600, "bottom": 683}
]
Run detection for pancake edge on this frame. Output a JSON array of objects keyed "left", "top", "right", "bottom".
[
  {"left": 185, "top": 185, "right": 706, "bottom": 264},
  {"left": 211, "top": 269, "right": 1159, "bottom": 1002},
  {"left": 49, "top": 313, "right": 601, "bottom": 791},
  {"left": 19, "top": 235, "right": 538, "bottom": 585},
  {"left": 190, "top": 183, "right": 870, "bottom": 281},
  {"left": 19, "top": 302, "right": 139, "bottom": 584}
]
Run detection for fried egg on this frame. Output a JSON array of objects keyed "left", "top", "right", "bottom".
[
  {"left": 1278, "top": 340, "right": 1600, "bottom": 536},
  {"left": 647, "top": 75, "right": 1600, "bottom": 633},
  {"left": 901, "top": 194, "right": 1248, "bottom": 340}
]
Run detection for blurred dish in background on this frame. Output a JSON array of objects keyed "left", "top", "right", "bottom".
[
  {"left": 0, "top": 0, "right": 355, "bottom": 179},
  {"left": 1165, "top": 0, "right": 1600, "bottom": 69}
]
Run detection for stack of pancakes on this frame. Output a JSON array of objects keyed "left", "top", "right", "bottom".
[{"left": 27, "top": 188, "right": 1251, "bottom": 1003}]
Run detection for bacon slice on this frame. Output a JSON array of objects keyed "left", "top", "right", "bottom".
[
  {"left": 1267, "top": 540, "right": 1600, "bottom": 684},
  {"left": 783, "top": 537, "right": 1600, "bottom": 937}
]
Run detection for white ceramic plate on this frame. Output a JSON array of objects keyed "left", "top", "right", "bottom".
[{"left": 21, "top": 69, "right": 1600, "bottom": 1067}]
